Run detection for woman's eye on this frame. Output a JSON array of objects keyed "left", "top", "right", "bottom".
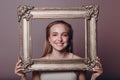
[
  {"left": 63, "top": 34, "right": 68, "bottom": 37},
  {"left": 52, "top": 34, "right": 57, "bottom": 36}
]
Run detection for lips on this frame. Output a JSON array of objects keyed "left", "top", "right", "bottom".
[{"left": 56, "top": 43, "right": 64, "bottom": 46}]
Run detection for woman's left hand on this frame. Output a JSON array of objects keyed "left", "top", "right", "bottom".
[{"left": 91, "top": 58, "right": 103, "bottom": 80}]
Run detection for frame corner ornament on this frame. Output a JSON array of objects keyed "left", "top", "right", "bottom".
[
  {"left": 17, "top": 5, "right": 34, "bottom": 22},
  {"left": 87, "top": 57, "right": 100, "bottom": 71},
  {"left": 86, "top": 5, "right": 99, "bottom": 20},
  {"left": 21, "top": 60, "right": 33, "bottom": 73}
]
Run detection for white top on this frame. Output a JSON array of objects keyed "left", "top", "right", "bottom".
[
  {"left": 40, "top": 53, "right": 77, "bottom": 80},
  {"left": 41, "top": 71, "right": 77, "bottom": 80}
]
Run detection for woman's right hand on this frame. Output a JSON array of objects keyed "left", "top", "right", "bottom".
[{"left": 14, "top": 59, "right": 26, "bottom": 79}]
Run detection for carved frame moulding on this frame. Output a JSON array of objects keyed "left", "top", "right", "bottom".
[{"left": 17, "top": 5, "right": 99, "bottom": 73}]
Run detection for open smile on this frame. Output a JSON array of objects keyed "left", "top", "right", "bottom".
[{"left": 56, "top": 43, "right": 64, "bottom": 46}]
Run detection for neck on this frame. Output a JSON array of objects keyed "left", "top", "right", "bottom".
[{"left": 50, "top": 49, "right": 68, "bottom": 59}]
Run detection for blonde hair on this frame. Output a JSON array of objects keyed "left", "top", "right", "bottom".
[{"left": 41, "top": 20, "right": 73, "bottom": 57}]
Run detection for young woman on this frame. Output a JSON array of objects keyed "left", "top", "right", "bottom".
[{"left": 15, "top": 20, "right": 103, "bottom": 80}]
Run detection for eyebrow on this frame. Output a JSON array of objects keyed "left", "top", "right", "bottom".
[{"left": 51, "top": 32, "right": 68, "bottom": 34}]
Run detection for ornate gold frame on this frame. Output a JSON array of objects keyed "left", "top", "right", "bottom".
[{"left": 17, "top": 5, "right": 99, "bottom": 73}]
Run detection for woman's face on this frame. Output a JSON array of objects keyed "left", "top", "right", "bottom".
[{"left": 49, "top": 24, "right": 69, "bottom": 52}]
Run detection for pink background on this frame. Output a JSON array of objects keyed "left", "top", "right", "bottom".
[{"left": 0, "top": 0, "right": 120, "bottom": 80}]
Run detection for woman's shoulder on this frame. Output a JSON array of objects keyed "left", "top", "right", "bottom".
[
  {"left": 72, "top": 53, "right": 83, "bottom": 59},
  {"left": 40, "top": 55, "right": 49, "bottom": 59}
]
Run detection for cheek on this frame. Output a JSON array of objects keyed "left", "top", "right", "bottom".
[
  {"left": 49, "top": 36, "right": 56, "bottom": 43},
  {"left": 64, "top": 37, "right": 69, "bottom": 42}
]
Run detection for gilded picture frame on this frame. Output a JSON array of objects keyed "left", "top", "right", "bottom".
[{"left": 17, "top": 5, "right": 99, "bottom": 73}]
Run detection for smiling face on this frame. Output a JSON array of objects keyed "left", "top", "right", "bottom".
[
  {"left": 41, "top": 20, "right": 73, "bottom": 57},
  {"left": 49, "top": 24, "right": 69, "bottom": 52}
]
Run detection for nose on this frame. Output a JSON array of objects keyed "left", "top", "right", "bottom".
[{"left": 58, "top": 36, "right": 62, "bottom": 41}]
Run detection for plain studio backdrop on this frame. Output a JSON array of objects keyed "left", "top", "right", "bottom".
[{"left": 0, "top": 0, "right": 120, "bottom": 80}]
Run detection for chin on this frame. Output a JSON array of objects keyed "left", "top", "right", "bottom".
[{"left": 55, "top": 47, "right": 67, "bottom": 52}]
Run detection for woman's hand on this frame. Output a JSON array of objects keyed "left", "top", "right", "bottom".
[
  {"left": 14, "top": 59, "right": 26, "bottom": 79},
  {"left": 91, "top": 58, "right": 103, "bottom": 80}
]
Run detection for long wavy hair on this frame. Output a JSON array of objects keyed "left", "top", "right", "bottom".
[{"left": 41, "top": 20, "right": 73, "bottom": 57}]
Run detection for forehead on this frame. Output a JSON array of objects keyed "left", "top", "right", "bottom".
[{"left": 50, "top": 24, "right": 69, "bottom": 32}]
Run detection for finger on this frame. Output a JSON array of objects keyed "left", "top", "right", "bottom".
[
  {"left": 93, "top": 67, "right": 103, "bottom": 71},
  {"left": 16, "top": 68, "right": 24, "bottom": 72},
  {"left": 16, "top": 65, "right": 23, "bottom": 70},
  {"left": 16, "top": 60, "right": 22, "bottom": 66},
  {"left": 15, "top": 66, "right": 23, "bottom": 74},
  {"left": 95, "top": 61, "right": 102, "bottom": 68},
  {"left": 16, "top": 73, "right": 23, "bottom": 77},
  {"left": 93, "top": 68, "right": 103, "bottom": 73},
  {"left": 15, "top": 68, "right": 24, "bottom": 75},
  {"left": 15, "top": 71, "right": 25, "bottom": 77},
  {"left": 95, "top": 63, "right": 102, "bottom": 68},
  {"left": 94, "top": 64, "right": 103, "bottom": 70}
]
